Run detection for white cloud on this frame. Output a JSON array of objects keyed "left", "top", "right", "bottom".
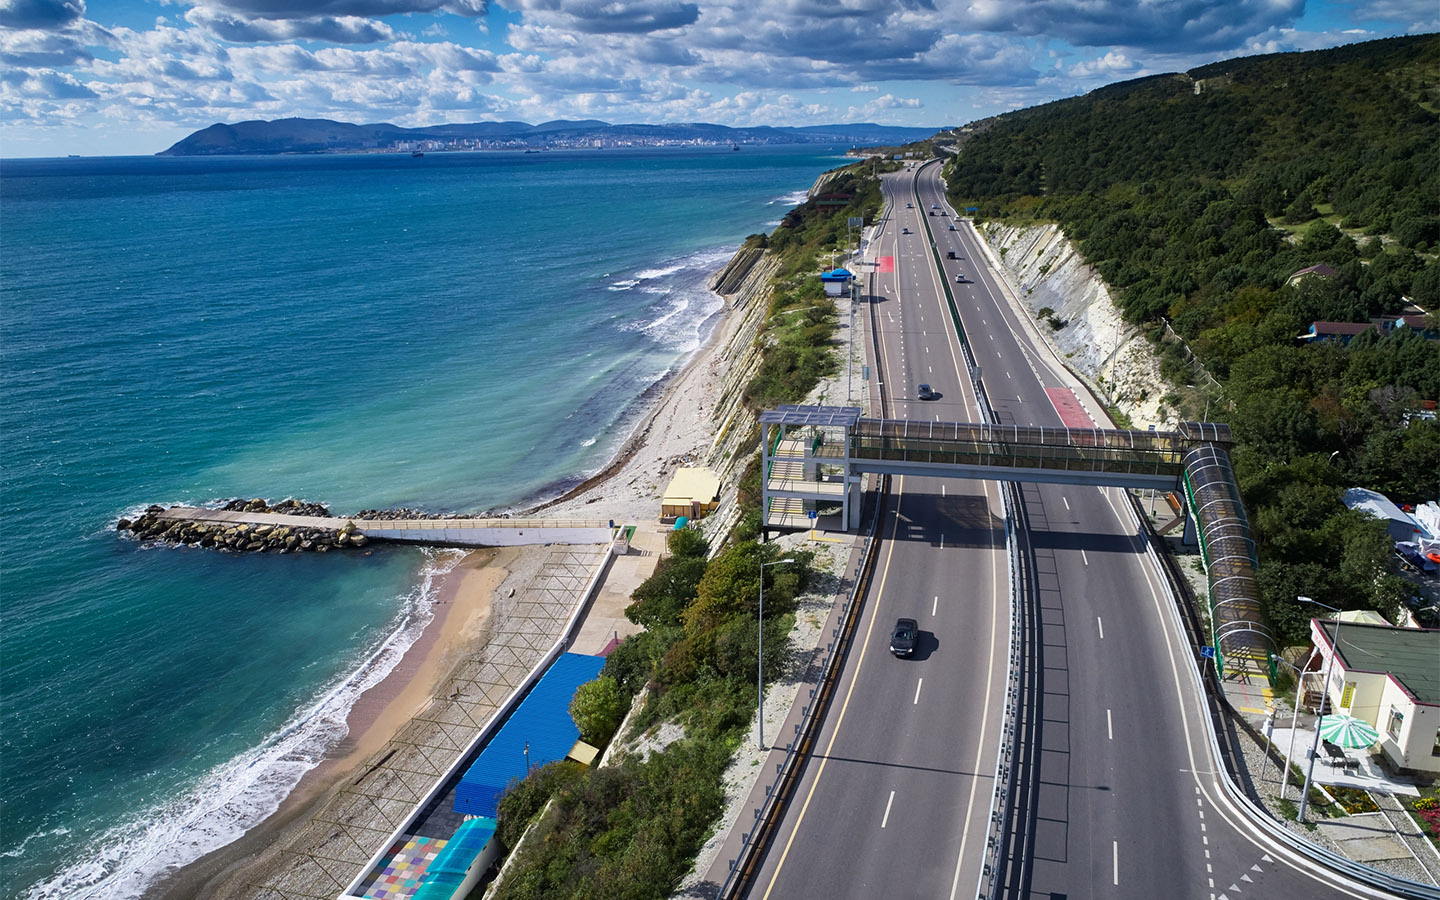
[
  {"left": 1350, "top": 0, "right": 1440, "bottom": 30},
  {"left": 0, "top": 25, "right": 98, "bottom": 65},
  {"left": 0, "top": 0, "right": 83, "bottom": 31},
  {"left": 498, "top": 0, "right": 699, "bottom": 34},
  {"left": 1067, "top": 49, "right": 1139, "bottom": 79},
  {"left": 199, "top": 0, "right": 487, "bottom": 20},
  {"left": 955, "top": 0, "right": 1307, "bottom": 52},
  {"left": 1, "top": 64, "right": 96, "bottom": 97},
  {"left": 1, "top": 0, "right": 1430, "bottom": 155},
  {"left": 847, "top": 92, "right": 921, "bottom": 118},
  {"left": 186, "top": 8, "right": 395, "bottom": 43}
]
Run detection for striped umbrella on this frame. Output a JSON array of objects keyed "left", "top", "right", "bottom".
[{"left": 1318, "top": 714, "right": 1380, "bottom": 749}]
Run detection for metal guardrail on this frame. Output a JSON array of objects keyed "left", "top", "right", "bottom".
[
  {"left": 911, "top": 158, "right": 1026, "bottom": 900},
  {"left": 716, "top": 191, "right": 900, "bottom": 897},
  {"left": 914, "top": 161, "right": 1428, "bottom": 900},
  {"left": 715, "top": 481, "right": 887, "bottom": 899},
  {"left": 1121, "top": 493, "right": 1440, "bottom": 900},
  {"left": 975, "top": 482, "right": 1026, "bottom": 900}
]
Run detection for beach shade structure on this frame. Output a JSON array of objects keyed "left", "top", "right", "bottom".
[
  {"left": 1318, "top": 713, "right": 1381, "bottom": 749},
  {"left": 453, "top": 652, "right": 606, "bottom": 818}
]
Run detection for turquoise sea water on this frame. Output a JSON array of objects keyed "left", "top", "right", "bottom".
[{"left": 0, "top": 146, "right": 840, "bottom": 899}]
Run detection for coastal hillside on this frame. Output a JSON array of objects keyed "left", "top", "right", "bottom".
[
  {"left": 945, "top": 33, "right": 1440, "bottom": 642},
  {"left": 157, "top": 118, "right": 940, "bottom": 155}
]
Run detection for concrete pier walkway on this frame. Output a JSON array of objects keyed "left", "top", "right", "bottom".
[{"left": 155, "top": 506, "right": 617, "bottom": 547}]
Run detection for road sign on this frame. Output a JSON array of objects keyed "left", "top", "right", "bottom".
[
  {"left": 808, "top": 510, "right": 818, "bottom": 520},
  {"left": 1200, "top": 646, "right": 1216, "bottom": 659},
  {"left": 966, "top": 207, "right": 978, "bottom": 213},
  {"left": 848, "top": 217, "right": 864, "bottom": 228}
]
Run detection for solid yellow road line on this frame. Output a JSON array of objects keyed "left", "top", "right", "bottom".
[{"left": 762, "top": 477, "right": 906, "bottom": 899}]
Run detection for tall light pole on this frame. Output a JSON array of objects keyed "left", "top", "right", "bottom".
[
  {"left": 1270, "top": 650, "right": 1316, "bottom": 799},
  {"left": 1297, "top": 596, "right": 1343, "bottom": 823},
  {"left": 757, "top": 557, "right": 794, "bottom": 750}
]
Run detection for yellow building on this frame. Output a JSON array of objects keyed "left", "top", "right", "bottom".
[
  {"left": 1311, "top": 619, "right": 1440, "bottom": 775},
  {"left": 660, "top": 467, "right": 721, "bottom": 522}
]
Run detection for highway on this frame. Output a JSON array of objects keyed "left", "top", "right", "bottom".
[{"left": 742, "top": 163, "right": 1400, "bottom": 900}]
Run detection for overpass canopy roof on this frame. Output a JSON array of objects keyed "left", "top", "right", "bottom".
[
  {"left": 1178, "top": 421, "right": 1234, "bottom": 445},
  {"left": 759, "top": 404, "right": 862, "bottom": 428}
]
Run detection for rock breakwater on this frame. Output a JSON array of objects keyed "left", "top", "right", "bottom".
[{"left": 118, "top": 499, "right": 367, "bottom": 553}]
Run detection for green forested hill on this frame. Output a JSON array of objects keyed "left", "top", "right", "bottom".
[{"left": 944, "top": 34, "right": 1440, "bottom": 642}]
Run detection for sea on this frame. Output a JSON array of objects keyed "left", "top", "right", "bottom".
[{"left": 0, "top": 145, "right": 841, "bottom": 899}]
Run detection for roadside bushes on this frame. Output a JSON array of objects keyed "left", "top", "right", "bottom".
[
  {"left": 743, "top": 278, "right": 839, "bottom": 410},
  {"left": 492, "top": 739, "right": 729, "bottom": 900},
  {"left": 488, "top": 535, "right": 817, "bottom": 900}
]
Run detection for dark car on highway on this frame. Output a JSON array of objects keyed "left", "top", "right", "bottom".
[
  {"left": 917, "top": 383, "right": 935, "bottom": 400},
  {"left": 890, "top": 618, "right": 918, "bottom": 657}
]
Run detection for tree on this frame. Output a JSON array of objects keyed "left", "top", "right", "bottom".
[
  {"left": 626, "top": 555, "right": 709, "bottom": 629},
  {"left": 570, "top": 675, "right": 628, "bottom": 746},
  {"left": 667, "top": 526, "right": 709, "bottom": 559}
]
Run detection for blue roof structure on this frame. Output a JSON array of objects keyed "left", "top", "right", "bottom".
[
  {"left": 411, "top": 818, "right": 497, "bottom": 900},
  {"left": 820, "top": 268, "right": 855, "bottom": 282},
  {"left": 452, "top": 652, "right": 606, "bottom": 818}
]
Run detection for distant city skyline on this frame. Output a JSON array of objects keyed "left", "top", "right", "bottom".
[{"left": 1, "top": 0, "right": 1435, "bottom": 157}]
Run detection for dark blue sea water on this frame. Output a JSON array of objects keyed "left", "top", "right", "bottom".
[{"left": 0, "top": 146, "right": 840, "bottom": 899}]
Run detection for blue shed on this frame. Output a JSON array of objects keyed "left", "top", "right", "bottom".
[
  {"left": 819, "top": 268, "right": 855, "bottom": 296},
  {"left": 452, "top": 652, "right": 606, "bottom": 817}
]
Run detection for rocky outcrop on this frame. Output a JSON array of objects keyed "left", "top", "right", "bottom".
[
  {"left": 977, "top": 222, "right": 1167, "bottom": 427},
  {"left": 222, "top": 497, "right": 330, "bottom": 517},
  {"left": 117, "top": 501, "right": 366, "bottom": 553}
]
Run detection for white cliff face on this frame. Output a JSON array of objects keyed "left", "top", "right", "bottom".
[{"left": 979, "top": 222, "right": 1168, "bottom": 428}]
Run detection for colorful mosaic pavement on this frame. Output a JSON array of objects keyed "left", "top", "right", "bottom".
[{"left": 358, "top": 835, "right": 448, "bottom": 900}]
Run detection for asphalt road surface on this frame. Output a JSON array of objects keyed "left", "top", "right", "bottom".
[{"left": 742, "top": 163, "right": 1401, "bottom": 900}]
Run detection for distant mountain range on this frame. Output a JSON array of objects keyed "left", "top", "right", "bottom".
[{"left": 157, "top": 118, "right": 941, "bottom": 156}]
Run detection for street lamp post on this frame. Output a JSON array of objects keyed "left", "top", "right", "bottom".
[
  {"left": 1296, "top": 596, "right": 1343, "bottom": 823},
  {"left": 1271, "top": 649, "right": 1318, "bottom": 800},
  {"left": 757, "top": 557, "right": 794, "bottom": 750}
]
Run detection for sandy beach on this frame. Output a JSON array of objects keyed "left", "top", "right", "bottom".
[
  {"left": 148, "top": 549, "right": 510, "bottom": 900},
  {"left": 148, "top": 254, "right": 760, "bottom": 900}
]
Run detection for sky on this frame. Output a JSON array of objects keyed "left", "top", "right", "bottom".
[{"left": 0, "top": 0, "right": 1435, "bottom": 157}]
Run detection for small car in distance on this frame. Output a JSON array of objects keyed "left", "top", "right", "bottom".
[
  {"left": 917, "top": 383, "right": 936, "bottom": 400},
  {"left": 906, "top": 202, "right": 914, "bottom": 208},
  {"left": 902, "top": 227, "right": 911, "bottom": 234},
  {"left": 948, "top": 224, "right": 956, "bottom": 230},
  {"left": 890, "top": 618, "right": 919, "bottom": 657},
  {"left": 955, "top": 273, "right": 965, "bottom": 283}
]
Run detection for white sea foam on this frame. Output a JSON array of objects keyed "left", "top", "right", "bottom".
[
  {"left": 607, "top": 279, "right": 640, "bottom": 291},
  {"left": 2, "top": 828, "right": 71, "bottom": 861},
  {"left": 579, "top": 437, "right": 597, "bottom": 447},
  {"left": 633, "top": 262, "right": 686, "bottom": 280},
  {"left": 22, "top": 549, "right": 465, "bottom": 900},
  {"left": 769, "top": 189, "right": 810, "bottom": 207}
]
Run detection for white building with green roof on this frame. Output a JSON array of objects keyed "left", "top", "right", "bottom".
[{"left": 1312, "top": 619, "right": 1440, "bottom": 775}]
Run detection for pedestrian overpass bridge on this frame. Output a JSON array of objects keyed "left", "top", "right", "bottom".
[{"left": 761, "top": 405, "right": 1274, "bottom": 678}]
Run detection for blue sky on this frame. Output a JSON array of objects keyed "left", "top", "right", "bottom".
[{"left": 1, "top": 0, "right": 1435, "bottom": 156}]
